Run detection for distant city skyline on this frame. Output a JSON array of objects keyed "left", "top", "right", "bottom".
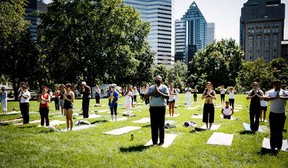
[{"left": 43, "top": 0, "right": 288, "bottom": 44}]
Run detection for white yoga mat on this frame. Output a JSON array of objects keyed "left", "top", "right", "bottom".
[
  {"left": 243, "top": 122, "right": 264, "bottom": 132},
  {"left": 207, "top": 132, "right": 234, "bottom": 146},
  {"left": 61, "top": 124, "right": 97, "bottom": 132},
  {"left": 14, "top": 120, "right": 41, "bottom": 126},
  {"left": 235, "top": 105, "right": 243, "bottom": 107},
  {"left": 50, "top": 120, "right": 66, "bottom": 126},
  {"left": 145, "top": 134, "right": 177, "bottom": 148},
  {"left": 166, "top": 113, "right": 180, "bottom": 117},
  {"left": 133, "top": 118, "right": 150, "bottom": 124},
  {"left": 191, "top": 114, "right": 203, "bottom": 119},
  {"left": 186, "top": 107, "right": 198, "bottom": 110},
  {"left": 98, "top": 109, "right": 110, "bottom": 113},
  {"left": 262, "top": 138, "right": 288, "bottom": 152},
  {"left": 234, "top": 110, "right": 240, "bottom": 112},
  {"left": 0, "top": 111, "right": 20, "bottom": 115},
  {"left": 1, "top": 118, "right": 22, "bottom": 123},
  {"left": 234, "top": 107, "right": 242, "bottom": 110},
  {"left": 165, "top": 120, "right": 175, "bottom": 125},
  {"left": 111, "top": 117, "right": 127, "bottom": 121},
  {"left": 200, "top": 124, "right": 221, "bottom": 130},
  {"left": 77, "top": 114, "right": 101, "bottom": 119},
  {"left": 103, "top": 126, "right": 141, "bottom": 135}
]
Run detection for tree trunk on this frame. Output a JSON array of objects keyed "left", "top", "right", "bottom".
[{"left": 12, "top": 77, "right": 18, "bottom": 101}]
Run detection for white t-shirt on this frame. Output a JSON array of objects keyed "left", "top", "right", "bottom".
[
  {"left": 260, "top": 100, "right": 268, "bottom": 107},
  {"left": 222, "top": 106, "right": 232, "bottom": 115},
  {"left": 266, "top": 89, "right": 287, "bottom": 113},
  {"left": 185, "top": 87, "right": 192, "bottom": 93},
  {"left": 19, "top": 91, "right": 30, "bottom": 103},
  {"left": 168, "top": 89, "right": 175, "bottom": 101},
  {"left": 229, "top": 91, "right": 235, "bottom": 99},
  {"left": 125, "top": 91, "right": 132, "bottom": 105},
  {"left": 220, "top": 88, "right": 226, "bottom": 94}
]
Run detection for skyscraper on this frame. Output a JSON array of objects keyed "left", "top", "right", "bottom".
[
  {"left": 174, "top": 1, "right": 207, "bottom": 65},
  {"left": 25, "top": 0, "right": 47, "bottom": 41},
  {"left": 207, "top": 23, "right": 215, "bottom": 45},
  {"left": 123, "top": 0, "right": 175, "bottom": 65},
  {"left": 240, "top": 0, "right": 285, "bottom": 61}
]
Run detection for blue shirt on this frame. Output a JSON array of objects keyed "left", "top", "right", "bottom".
[
  {"left": 146, "top": 84, "right": 169, "bottom": 107},
  {"left": 108, "top": 91, "right": 118, "bottom": 108},
  {"left": 1, "top": 91, "right": 7, "bottom": 100}
]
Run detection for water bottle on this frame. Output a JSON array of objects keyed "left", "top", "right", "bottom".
[{"left": 131, "top": 133, "right": 134, "bottom": 140}]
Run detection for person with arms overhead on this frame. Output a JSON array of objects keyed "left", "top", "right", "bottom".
[{"left": 145, "top": 75, "right": 169, "bottom": 146}]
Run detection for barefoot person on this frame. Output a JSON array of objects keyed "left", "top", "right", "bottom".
[
  {"left": 220, "top": 85, "right": 226, "bottom": 104},
  {"left": 246, "top": 82, "right": 264, "bottom": 131},
  {"left": 184, "top": 85, "right": 192, "bottom": 106},
  {"left": 1, "top": 86, "right": 7, "bottom": 113},
  {"left": 264, "top": 80, "right": 288, "bottom": 153},
  {"left": 168, "top": 84, "right": 176, "bottom": 117},
  {"left": 63, "top": 83, "right": 75, "bottom": 131},
  {"left": 38, "top": 86, "right": 50, "bottom": 127},
  {"left": 260, "top": 89, "right": 268, "bottom": 122},
  {"left": 95, "top": 85, "right": 101, "bottom": 105},
  {"left": 108, "top": 84, "right": 119, "bottom": 121},
  {"left": 201, "top": 82, "right": 216, "bottom": 129},
  {"left": 228, "top": 87, "right": 236, "bottom": 109},
  {"left": 59, "top": 84, "right": 66, "bottom": 116},
  {"left": 145, "top": 75, "right": 169, "bottom": 146},
  {"left": 81, "top": 82, "right": 91, "bottom": 118},
  {"left": 18, "top": 84, "right": 30, "bottom": 124},
  {"left": 54, "top": 86, "right": 60, "bottom": 111},
  {"left": 221, "top": 101, "right": 234, "bottom": 119},
  {"left": 124, "top": 86, "right": 133, "bottom": 114},
  {"left": 192, "top": 85, "right": 198, "bottom": 103}
]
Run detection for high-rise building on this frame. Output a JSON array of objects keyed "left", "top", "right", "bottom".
[
  {"left": 123, "top": 0, "right": 175, "bottom": 65},
  {"left": 174, "top": 1, "right": 207, "bottom": 65},
  {"left": 240, "top": 0, "right": 285, "bottom": 61},
  {"left": 25, "top": 0, "right": 47, "bottom": 41},
  {"left": 207, "top": 23, "right": 215, "bottom": 45},
  {"left": 281, "top": 40, "right": 288, "bottom": 59}
]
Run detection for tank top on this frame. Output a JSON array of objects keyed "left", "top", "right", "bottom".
[
  {"left": 40, "top": 93, "right": 49, "bottom": 108},
  {"left": 64, "top": 93, "right": 73, "bottom": 108}
]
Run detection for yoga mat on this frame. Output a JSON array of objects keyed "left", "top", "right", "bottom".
[
  {"left": 165, "top": 120, "right": 175, "bottom": 125},
  {"left": 110, "top": 117, "right": 127, "bottom": 121},
  {"left": 122, "top": 113, "right": 136, "bottom": 117},
  {"left": 234, "top": 110, "right": 240, "bottom": 112},
  {"left": 77, "top": 114, "right": 101, "bottom": 119},
  {"left": 207, "top": 132, "right": 234, "bottom": 146},
  {"left": 262, "top": 138, "right": 288, "bottom": 152},
  {"left": 200, "top": 124, "right": 221, "bottom": 130},
  {"left": 133, "top": 118, "right": 150, "bottom": 124},
  {"left": 61, "top": 124, "right": 97, "bottom": 132},
  {"left": 103, "top": 126, "right": 141, "bottom": 135},
  {"left": 50, "top": 120, "right": 66, "bottom": 126},
  {"left": 145, "top": 134, "right": 177, "bottom": 148},
  {"left": 97, "top": 109, "right": 110, "bottom": 113},
  {"left": 186, "top": 107, "right": 198, "bottom": 110},
  {"left": 14, "top": 120, "right": 41, "bottom": 126},
  {"left": 0, "top": 118, "right": 22, "bottom": 123},
  {"left": 191, "top": 114, "right": 203, "bottom": 119},
  {"left": 166, "top": 113, "right": 180, "bottom": 117},
  {"left": 234, "top": 107, "right": 242, "bottom": 110},
  {"left": 243, "top": 122, "right": 265, "bottom": 132},
  {"left": 0, "top": 111, "right": 20, "bottom": 115}
]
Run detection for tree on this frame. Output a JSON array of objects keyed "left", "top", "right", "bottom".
[
  {"left": 188, "top": 39, "right": 244, "bottom": 91},
  {"left": 237, "top": 59, "right": 273, "bottom": 91},
  {"left": 167, "top": 61, "right": 188, "bottom": 89},
  {"left": 38, "top": 0, "right": 150, "bottom": 86},
  {"left": 0, "top": 0, "right": 41, "bottom": 99},
  {"left": 152, "top": 64, "right": 169, "bottom": 84}
]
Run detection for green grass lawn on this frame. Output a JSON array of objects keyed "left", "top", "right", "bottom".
[{"left": 0, "top": 94, "right": 288, "bottom": 168}]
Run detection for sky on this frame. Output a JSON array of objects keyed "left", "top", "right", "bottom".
[{"left": 43, "top": 0, "right": 288, "bottom": 44}]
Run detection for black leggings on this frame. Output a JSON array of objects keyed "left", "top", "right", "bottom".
[
  {"left": 110, "top": 103, "right": 118, "bottom": 115},
  {"left": 39, "top": 107, "right": 49, "bottom": 126},
  {"left": 229, "top": 99, "right": 235, "bottom": 109},
  {"left": 220, "top": 94, "right": 225, "bottom": 102},
  {"left": 20, "top": 103, "right": 29, "bottom": 124}
]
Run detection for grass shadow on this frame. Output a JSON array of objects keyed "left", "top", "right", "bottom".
[
  {"left": 90, "top": 120, "right": 108, "bottom": 124},
  {"left": 0, "top": 123, "right": 10, "bottom": 126},
  {"left": 239, "top": 130, "right": 256, "bottom": 135},
  {"left": 18, "top": 125, "right": 37, "bottom": 129},
  {"left": 142, "top": 124, "right": 150, "bottom": 128},
  {"left": 119, "top": 145, "right": 149, "bottom": 153},
  {"left": 37, "top": 129, "right": 57, "bottom": 134},
  {"left": 257, "top": 148, "right": 278, "bottom": 156}
]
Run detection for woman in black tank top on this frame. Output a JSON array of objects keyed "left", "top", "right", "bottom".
[{"left": 63, "top": 83, "right": 75, "bottom": 131}]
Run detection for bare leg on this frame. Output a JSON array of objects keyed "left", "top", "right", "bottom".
[
  {"left": 171, "top": 103, "right": 175, "bottom": 117},
  {"left": 209, "top": 123, "right": 213, "bottom": 130},
  {"left": 263, "top": 110, "right": 266, "bottom": 122},
  {"left": 67, "top": 109, "right": 73, "bottom": 131},
  {"left": 64, "top": 109, "right": 69, "bottom": 131},
  {"left": 205, "top": 122, "right": 208, "bottom": 129},
  {"left": 259, "top": 110, "right": 263, "bottom": 122},
  {"left": 169, "top": 103, "right": 172, "bottom": 116}
]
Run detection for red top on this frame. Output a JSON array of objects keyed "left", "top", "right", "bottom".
[{"left": 40, "top": 93, "right": 49, "bottom": 108}]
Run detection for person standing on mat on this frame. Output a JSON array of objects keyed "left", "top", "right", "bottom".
[
  {"left": 94, "top": 85, "right": 101, "bottom": 105},
  {"left": 192, "top": 85, "right": 198, "bottom": 103},
  {"left": 201, "top": 82, "right": 216, "bottom": 129},
  {"left": 63, "top": 83, "right": 75, "bottom": 131},
  {"left": 1, "top": 86, "right": 8, "bottom": 114},
  {"left": 59, "top": 84, "right": 66, "bottom": 116},
  {"left": 124, "top": 86, "right": 133, "bottom": 115},
  {"left": 260, "top": 89, "right": 268, "bottom": 122},
  {"left": 264, "top": 80, "right": 288, "bottom": 153},
  {"left": 54, "top": 86, "right": 60, "bottom": 111},
  {"left": 81, "top": 82, "right": 91, "bottom": 118},
  {"left": 168, "top": 84, "right": 176, "bottom": 117},
  {"left": 246, "top": 82, "right": 264, "bottom": 131},
  {"left": 228, "top": 87, "right": 236, "bottom": 109},
  {"left": 18, "top": 84, "right": 30, "bottom": 124},
  {"left": 184, "top": 85, "right": 192, "bottom": 106},
  {"left": 108, "top": 84, "right": 119, "bottom": 121},
  {"left": 145, "top": 75, "right": 169, "bottom": 146},
  {"left": 38, "top": 86, "right": 50, "bottom": 127},
  {"left": 220, "top": 85, "right": 226, "bottom": 104}
]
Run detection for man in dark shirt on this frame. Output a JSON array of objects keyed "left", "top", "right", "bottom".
[{"left": 81, "top": 82, "right": 91, "bottom": 118}]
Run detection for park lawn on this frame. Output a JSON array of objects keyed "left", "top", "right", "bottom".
[{"left": 0, "top": 94, "right": 288, "bottom": 168}]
